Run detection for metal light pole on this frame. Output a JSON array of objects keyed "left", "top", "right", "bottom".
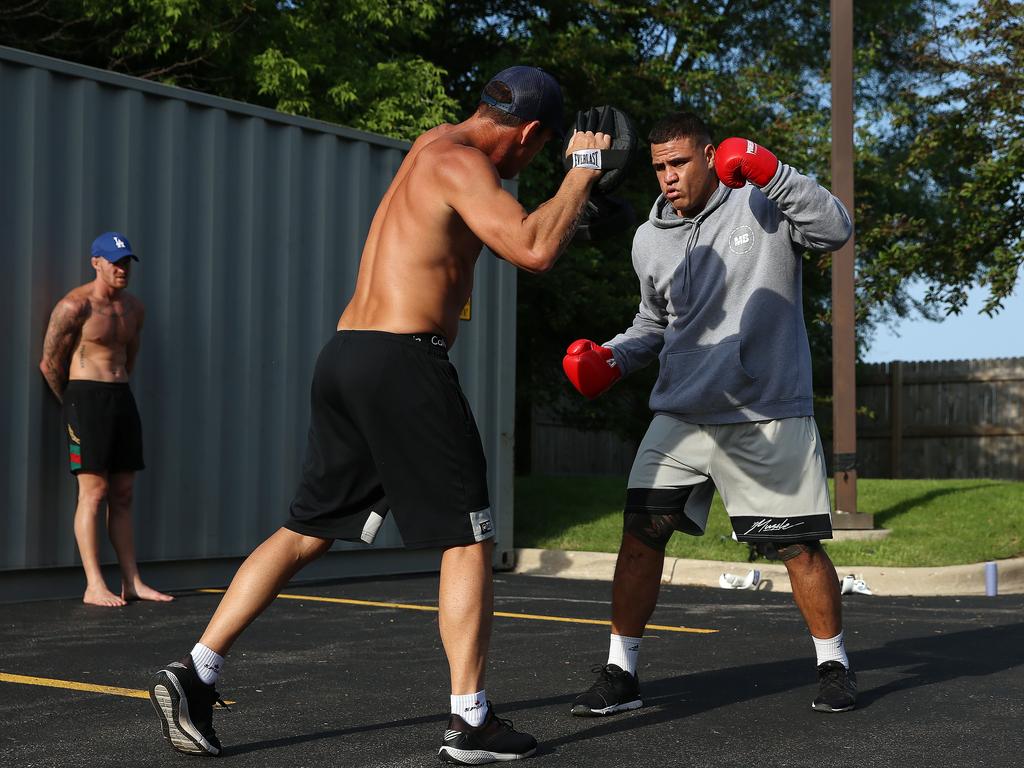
[{"left": 830, "top": 0, "right": 872, "bottom": 529}]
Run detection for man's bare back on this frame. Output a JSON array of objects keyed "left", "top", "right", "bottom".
[
  {"left": 339, "top": 112, "right": 610, "bottom": 343},
  {"left": 338, "top": 124, "right": 480, "bottom": 342}
]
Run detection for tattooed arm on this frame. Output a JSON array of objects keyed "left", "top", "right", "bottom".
[
  {"left": 39, "top": 297, "right": 88, "bottom": 402},
  {"left": 125, "top": 299, "right": 145, "bottom": 375}
]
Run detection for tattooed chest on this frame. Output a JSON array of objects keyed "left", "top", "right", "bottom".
[{"left": 79, "top": 311, "right": 136, "bottom": 349}]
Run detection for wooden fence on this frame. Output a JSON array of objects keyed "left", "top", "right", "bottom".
[
  {"left": 856, "top": 357, "right": 1024, "bottom": 479},
  {"left": 529, "top": 409, "right": 638, "bottom": 477},
  {"left": 530, "top": 357, "right": 1024, "bottom": 479}
]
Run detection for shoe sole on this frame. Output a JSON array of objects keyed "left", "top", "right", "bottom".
[
  {"left": 438, "top": 745, "right": 537, "bottom": 764},
  {"left": 570, "top": 699, "right": 643, "bottom": 717},
  {"left": 811, "top": 701, "right": 856, "bottom": 713},
  {"left": 149, "top": 671, "right": 221, "bottom": 756}
]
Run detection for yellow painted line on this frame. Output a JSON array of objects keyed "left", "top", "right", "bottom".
[
  {"left": 492, "top": 611, "right": 717, "bottom": 633},
  {"left": 199, "top": 589, "right": 717, "bottom": 634},
  {"left": 0, "top": 671, "right": 236, "bottom": 705},
  {"left": 0, "top": 672, "right": 149, "bottom": 699}
]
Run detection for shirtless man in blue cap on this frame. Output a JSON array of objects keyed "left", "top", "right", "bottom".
[{"left": 40, "top": 231, "right": 173, "bottom": 608}]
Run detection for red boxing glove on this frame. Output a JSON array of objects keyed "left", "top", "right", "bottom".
[
  {"left": 715, "top": 137, "right": 779, "bottom": 188},
  {"left": 563, "top": 339, "right": 621, "bottom": 399}
]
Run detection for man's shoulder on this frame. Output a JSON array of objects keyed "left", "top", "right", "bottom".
[
  {"left": 712, "top": 183, "right": 781, "bottom": 228},
  {"left": 632, "top": 217, "right": 662, "bottom": 247},
  {"left": 425, "top": 134, "right": 491, "bottom": 167},
  {"left": 710, "top": 181, "right": 760, "bottom": 211},
  {"left": 405, "top": 128, "right": 490, "bottom": 190},
  {"left": 57, "top": 286, "right": 92, "bottom": 315},
  {"left": 431, "top": 146, "right": 500, "bottom": 205},
  {"left": 116, "top": 292, "right": 145, "bottom": 321},
  {"left": 121, "top": 290, "right": 144, "bottom": 308}
]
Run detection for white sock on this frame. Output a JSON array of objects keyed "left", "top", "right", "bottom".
[
  {"left": 451, "top": 691, "right": 488, "bottom": 727},
  {"left": 812, "top": 631, "right": 849, "bottom": 669},
  {"left": 608, "top": 633, "right": 642, "bottom": 676},
  {"left": 190, "top": 643, "right": 224, "bottom": 686}
]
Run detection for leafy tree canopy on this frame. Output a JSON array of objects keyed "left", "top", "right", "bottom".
[{"left": 4, "top": 0, "right": 1021, "bottom": 450}]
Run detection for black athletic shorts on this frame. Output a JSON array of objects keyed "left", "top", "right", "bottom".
[
  {"left": 62, "top": 381, "right": 145, "bottom": 475},
  {"left": 285, "top": 331, "right": 494, "bottom": 549}
]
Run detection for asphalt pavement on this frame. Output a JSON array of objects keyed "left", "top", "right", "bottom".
[{"left": 1, "top": 573, "right": 1021, "bottom": 767}]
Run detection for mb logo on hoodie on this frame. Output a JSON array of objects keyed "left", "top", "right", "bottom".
[{"left": 729, "top": 225, "right": 754, "bottom": 254}]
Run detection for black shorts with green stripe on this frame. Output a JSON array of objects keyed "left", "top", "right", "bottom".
[{"left": 62, "top": 381, "right": 145, "bottom": 475}]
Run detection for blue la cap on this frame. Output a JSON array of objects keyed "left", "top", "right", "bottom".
[
  {"left": 91, "top": 231, "right": 138, "bottom": 262},
  {"left": 481, "top": 66, "right": 565, "bottom": 140}
]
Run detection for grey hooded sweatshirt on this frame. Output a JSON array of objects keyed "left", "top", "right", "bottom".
[{"left": 605, "top": 163, "right": 852, "bottom": 424}]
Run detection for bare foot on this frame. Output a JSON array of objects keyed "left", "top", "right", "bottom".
[
  {"left": 122, "top": 582, "right": 175, "bottom": 602},
  {"left": 84, "top": 585, "right": 127, "bottom": 607}
]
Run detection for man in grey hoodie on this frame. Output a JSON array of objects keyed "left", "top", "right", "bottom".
[{"left": 562, "top": 112, "right": 857, "bottom": 717}]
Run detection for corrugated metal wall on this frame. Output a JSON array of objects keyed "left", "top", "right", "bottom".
[{"left": 0, "top": 47, "right": 517, "bottom": 583}]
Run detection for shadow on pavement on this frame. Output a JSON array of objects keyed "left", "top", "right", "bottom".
[{"left": 224, "top": 621, "right": 1024, "bottom": 757}]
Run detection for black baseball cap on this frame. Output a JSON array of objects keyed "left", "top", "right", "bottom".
[{"left": 481, "top": 66, "right": 565, "bottom": 140}]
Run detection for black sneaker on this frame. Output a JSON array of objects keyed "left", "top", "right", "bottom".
[
  {"left": 149, "top": 656, "right": 226, "bottom": 755},
  {"left": 811, "top": 660, "right": 858, "bottom": 713},
  {"left": 570, "top": 664, "right": 643, "bottom": 717},
  {"left": 438, "top": 703, "right": 537, "bottom": 764}
]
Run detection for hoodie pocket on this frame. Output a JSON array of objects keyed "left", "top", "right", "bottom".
[{"left": 652, "top": 338, "right": 760, "bottom": 414}]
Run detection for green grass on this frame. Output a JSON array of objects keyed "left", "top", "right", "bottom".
[{"left": 514, "top": 476, "right": 1024, "bottom": 567}]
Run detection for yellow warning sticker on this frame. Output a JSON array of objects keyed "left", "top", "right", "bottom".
[{"left": 460, "top": 297, "right": 471, "bottom": 321}]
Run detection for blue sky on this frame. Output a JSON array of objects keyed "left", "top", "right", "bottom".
[{"left": 861, "top": 279, "right": 1024, "bottom": 363}]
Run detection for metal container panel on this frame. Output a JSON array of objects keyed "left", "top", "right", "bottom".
[{"left": 0, "top": 47, "right": 517, "bottom": 584}]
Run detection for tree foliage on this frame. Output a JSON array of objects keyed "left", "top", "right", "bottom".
[
  {"left": 1, "top": 0, "right": 457, "bottom": 139},
  {"left": 859, "top": 0, "right": 1024, "bottom": 318},
  {"left": 4, "top": 0, "right": 1022, "bottom": 459}
]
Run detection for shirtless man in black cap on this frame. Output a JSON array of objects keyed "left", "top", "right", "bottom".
[{"left": 150, "top": 66, "right": 611, "bottom": 764}]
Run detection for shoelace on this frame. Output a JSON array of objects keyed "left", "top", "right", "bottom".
[
  {"left": 589, "top": 663, "right": 628, "bottom": 677},
  {"left": 199, "top": 684, "right": 230, "bottom": 712},
  {"left": 819, "top": 664, "right": 849, "bottom": 689},
  {"left": 471, "top": 702, "right": 514, "bottom": 732},
  {"left": 587, "top": 664, "right": 626, "bottom": 697},
  {"left": 491, "top": 713, "right": 515, "bottom": 731}
]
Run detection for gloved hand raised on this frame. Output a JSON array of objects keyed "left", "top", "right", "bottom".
[
  {"left": 563, "top": 339, "right": 621, "bottom": 399},
  {"left": 563, "top": 106, "right": 638, "bottom": 195},
  {"left": 714, "top": 137, "right": 779, "bottom": 188}
]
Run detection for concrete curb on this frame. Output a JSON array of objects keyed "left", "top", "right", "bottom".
[{"left": 513, "top": 548, "right": 1024, "bottom": 597}]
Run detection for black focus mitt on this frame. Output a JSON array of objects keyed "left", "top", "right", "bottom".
[
  {"left": 574, "top": 193, "right": 636, "bottom": 243},
  {"left": 563, "top": 105, "right": 638, "bottom": 195}
]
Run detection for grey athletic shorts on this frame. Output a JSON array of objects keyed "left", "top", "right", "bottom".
[{"left": 626, "top": 415, "right": 832, "bottom": 542}]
